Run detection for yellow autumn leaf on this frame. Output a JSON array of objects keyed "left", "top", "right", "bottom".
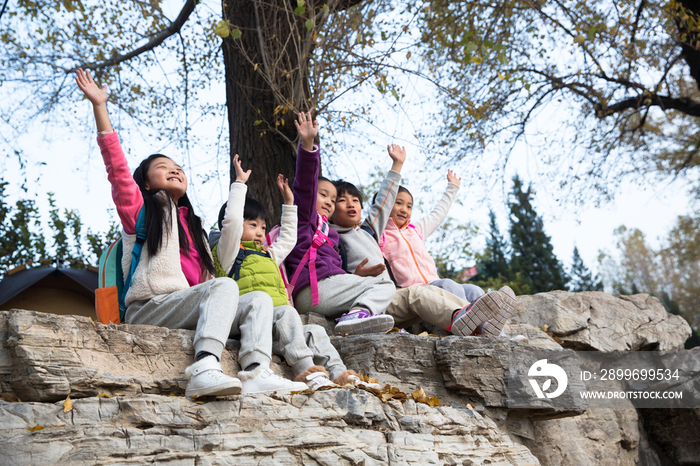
[
  {"left": 96, "top": 393, "right": 111, "bottom": 398},
  {"left": 214, "top": 20, "right": 230, "bottom": 39},
  {"left": 1, "top": 393, "right": 20, "bottom": 402},
  {"left": 29, "top": 425, "right": 44, "bottom": 432},
  {"left": 63, "top": 396, "right": 72, "bottom": 413}
]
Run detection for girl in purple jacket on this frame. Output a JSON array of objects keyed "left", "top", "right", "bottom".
[{"left": 285, "top": 112, "right": 396, "bottom": 335}]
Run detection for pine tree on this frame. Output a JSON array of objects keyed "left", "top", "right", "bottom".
[
  {"left": 569, "top": 246, "right": 603, "bottom": 292},
  {"left": 509, "top": 175, "right": 569, "bottom": 293},
  {"left": 479, "top": 209, "right": 510, "bottom": 280}
]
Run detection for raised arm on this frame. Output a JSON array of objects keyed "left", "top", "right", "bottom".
[
  {"left": 292, "top": 112, "right": 321, "bottom": 224},
  {"left": 268, "top": 175, "right": 298, "bottom": 265},
  {"left": 415, "top": 169, "right": 461, "bottom": 238},
  {"left": 76, "top": 69, "right": 142, "bottom": 233},
  {"left": 75, "top": 69, "right": 113, "bottom": 134},
  {"left": 217, "top": 154, "right": 250, "bottom": 274},
  {"left": 364, "top": 144, "right": 405, "bottom": 237}
]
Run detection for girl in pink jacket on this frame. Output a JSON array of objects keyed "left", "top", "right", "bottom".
[{"left": 380, "top": 171, "right": 515, "bottom": 336}]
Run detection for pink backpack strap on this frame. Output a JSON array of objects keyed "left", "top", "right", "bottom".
[{"left": 288, "top": 214, "right": 334, "bottom": 305}]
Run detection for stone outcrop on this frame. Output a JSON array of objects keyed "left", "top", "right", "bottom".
[
  {"left": 0, "top": 291, "right": 698, "bottom": 465},
  {"left": 511, "top": 291, "right": 691, "bottom": 351}
]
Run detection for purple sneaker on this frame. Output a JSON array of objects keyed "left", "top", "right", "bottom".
[{"left": 334, "top": 310, "right": 394, "bottom": 335}]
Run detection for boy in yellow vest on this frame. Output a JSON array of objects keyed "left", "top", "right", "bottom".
[{"left": 210, "top": 155, "right": 373, "bottom": 390}]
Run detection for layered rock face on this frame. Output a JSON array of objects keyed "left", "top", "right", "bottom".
[{"left": 0, "top": 291, "right": 697, "bottom": 465}]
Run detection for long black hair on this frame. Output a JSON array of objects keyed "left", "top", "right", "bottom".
[{"left": 132, "top": 154, "right": 215, "bottom": 276}]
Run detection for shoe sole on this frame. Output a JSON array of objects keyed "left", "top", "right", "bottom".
[
  {"left": 452, "top": 291, "right": 504, "bottom": 337},
  {"left": 486, "top": 289, "right": 516, "bottom": 335},
  {"left": 241, "top": 385, "right": 308, "bottom": 395},
  {"left": 186, "top": 380, "right": 242, "bottom": 399},
  {"left": 334, "top": 314, "right": 394, "bottom": 335}
]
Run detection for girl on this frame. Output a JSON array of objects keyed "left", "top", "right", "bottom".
[
  {"left": 75, "top": 69, "right": 302, "bottom": 398},
  {"left": 380, "top": 172, "right": 515, "bottom": 336},
  {"left": 285, "top": 112, "right": 396, "bottom": 335}
]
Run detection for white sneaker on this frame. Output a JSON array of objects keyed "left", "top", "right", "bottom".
[
  {"left": 239, "top": 366, "right": 308, "bottom": 394},
  {"left": 304, "top": 371, "right": 338, "bottom": 391},
  {"left": 348, "top": 374, "right": 382, "bottom": 390},
  {"left": 185, "top": 356, "right": 242, "bottom": 399}
]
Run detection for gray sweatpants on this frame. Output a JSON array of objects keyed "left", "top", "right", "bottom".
[
  {"left": 429, "top": 279, "right": 485, "bottom": 304},
  {"left": 294, "top": 273, "right": 396, "bottom": 318},
  {"left": 125, "top": 278, "right": 273, "bottom": 369},
  {"left": 303, "top": 324, "right": 348, "bottom": 381}
]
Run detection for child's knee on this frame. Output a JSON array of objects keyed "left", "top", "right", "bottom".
[{"left": 211, "top": 276, "right": 239, "bottom": 295}]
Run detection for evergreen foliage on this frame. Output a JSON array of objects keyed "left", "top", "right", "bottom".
[
  {"left": 0, "top": 180, "right": 119, "bottom": 279},
  {"left": 478, "top": 210, "right": 510, "bottom": 281},
  {"left": 508, "top": 175, "right": 569, "bottom": 293},
  {"left": 569, "top": 246, "right": 603, "bottom": 292}
]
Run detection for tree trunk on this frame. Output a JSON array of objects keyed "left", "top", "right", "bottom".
[{"left": 221, "top": 1, "right": 302, "bottom": 226}]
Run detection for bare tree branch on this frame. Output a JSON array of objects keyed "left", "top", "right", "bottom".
[
  {"left": 66, "top": 0, "right": 198, "bottom": 73},
  {"left": 606, "top": 94, "right": 700, "bottom": 116}
]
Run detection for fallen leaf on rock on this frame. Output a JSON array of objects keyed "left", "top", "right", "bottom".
[
  {"left": 1, "top": 393, "right": 20, "bottom": 402},
  {"left": 29, "top": 426, "right": 44, "bottom": 433},
  {"left": 96, "top": 393, "right": 111, "bottom": 398},
  {"left": 412, "top": 386, "right": 440, "bottom": 406},
  {"left": 386, "top": 327, "right": 401, "bottom": 334},
  {"left": 63, "top": 396, "right": 72, "bottom": 413}
]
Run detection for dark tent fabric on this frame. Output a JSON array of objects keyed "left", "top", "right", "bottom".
[{"left": 0, "top": 267, "right": 98, "bottom": 307}]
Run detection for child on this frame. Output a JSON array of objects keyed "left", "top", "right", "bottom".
[
  {"left": 330, "top": 145, "right": 515, "bottom": 337},
  {"left": 381, "top": 171, "right": 487, "bottom": 303},
  {"left": 75, "top": 69, "right": 300, "bottom": 399},
  {"left": 209, "top": 156, "right": 371, "bottom": 389},
  {"left": 285, "top": 112, "right": 396, "bottom": 334}
]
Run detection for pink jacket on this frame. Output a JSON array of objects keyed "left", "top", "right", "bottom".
[{"left": 380, "top": 182, "right": 459, "bottom": 288}]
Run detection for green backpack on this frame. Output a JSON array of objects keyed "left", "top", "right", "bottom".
[{"left": 95, "top": 207, "right": 146, "bottom": 324}]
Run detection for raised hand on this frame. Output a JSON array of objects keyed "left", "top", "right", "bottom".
[
  {"left": 233, "top": 154, "right": 251, "bottom": 184},
  {"left": 75, "top": 69, "right": 108, "bottom": 107},
  {"left": 294, "top": 111, "right": 319, "bottom": 151},
  {"left": 387, "top": 144, "right": 406, "bottom": 173},
  {"left": 277, "top": 174, "right": 294, "bottom": 205},
  {"left": 353, "top": 258, "right": 386, "bottom": 277},
  {"left": 447, "top": 169, "right": 461, "bottom": 186}
]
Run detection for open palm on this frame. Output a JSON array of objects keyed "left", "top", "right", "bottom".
[{"left": 75, "top": 68, "right": 108, "bottom": 106}]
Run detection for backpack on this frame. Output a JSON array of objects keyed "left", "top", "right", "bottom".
[{"left": 95, "top": 207, "right": 146, "bottom": 324}]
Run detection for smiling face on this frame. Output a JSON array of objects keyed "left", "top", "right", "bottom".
[
  {"left": 390, "top": 191, "right": 413, "bottom": 228},
  {"left": 241, "top": 218, "right": 266, "bottom": 246},
  {"left": 145, "top": 157, "right": 187, "bottom": 201},
  {"left": 316, "top": 180, "right": 337, "bottom": 219},
  {"left": 333, "top": 190, "right": 362, "bottom": 228}
]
